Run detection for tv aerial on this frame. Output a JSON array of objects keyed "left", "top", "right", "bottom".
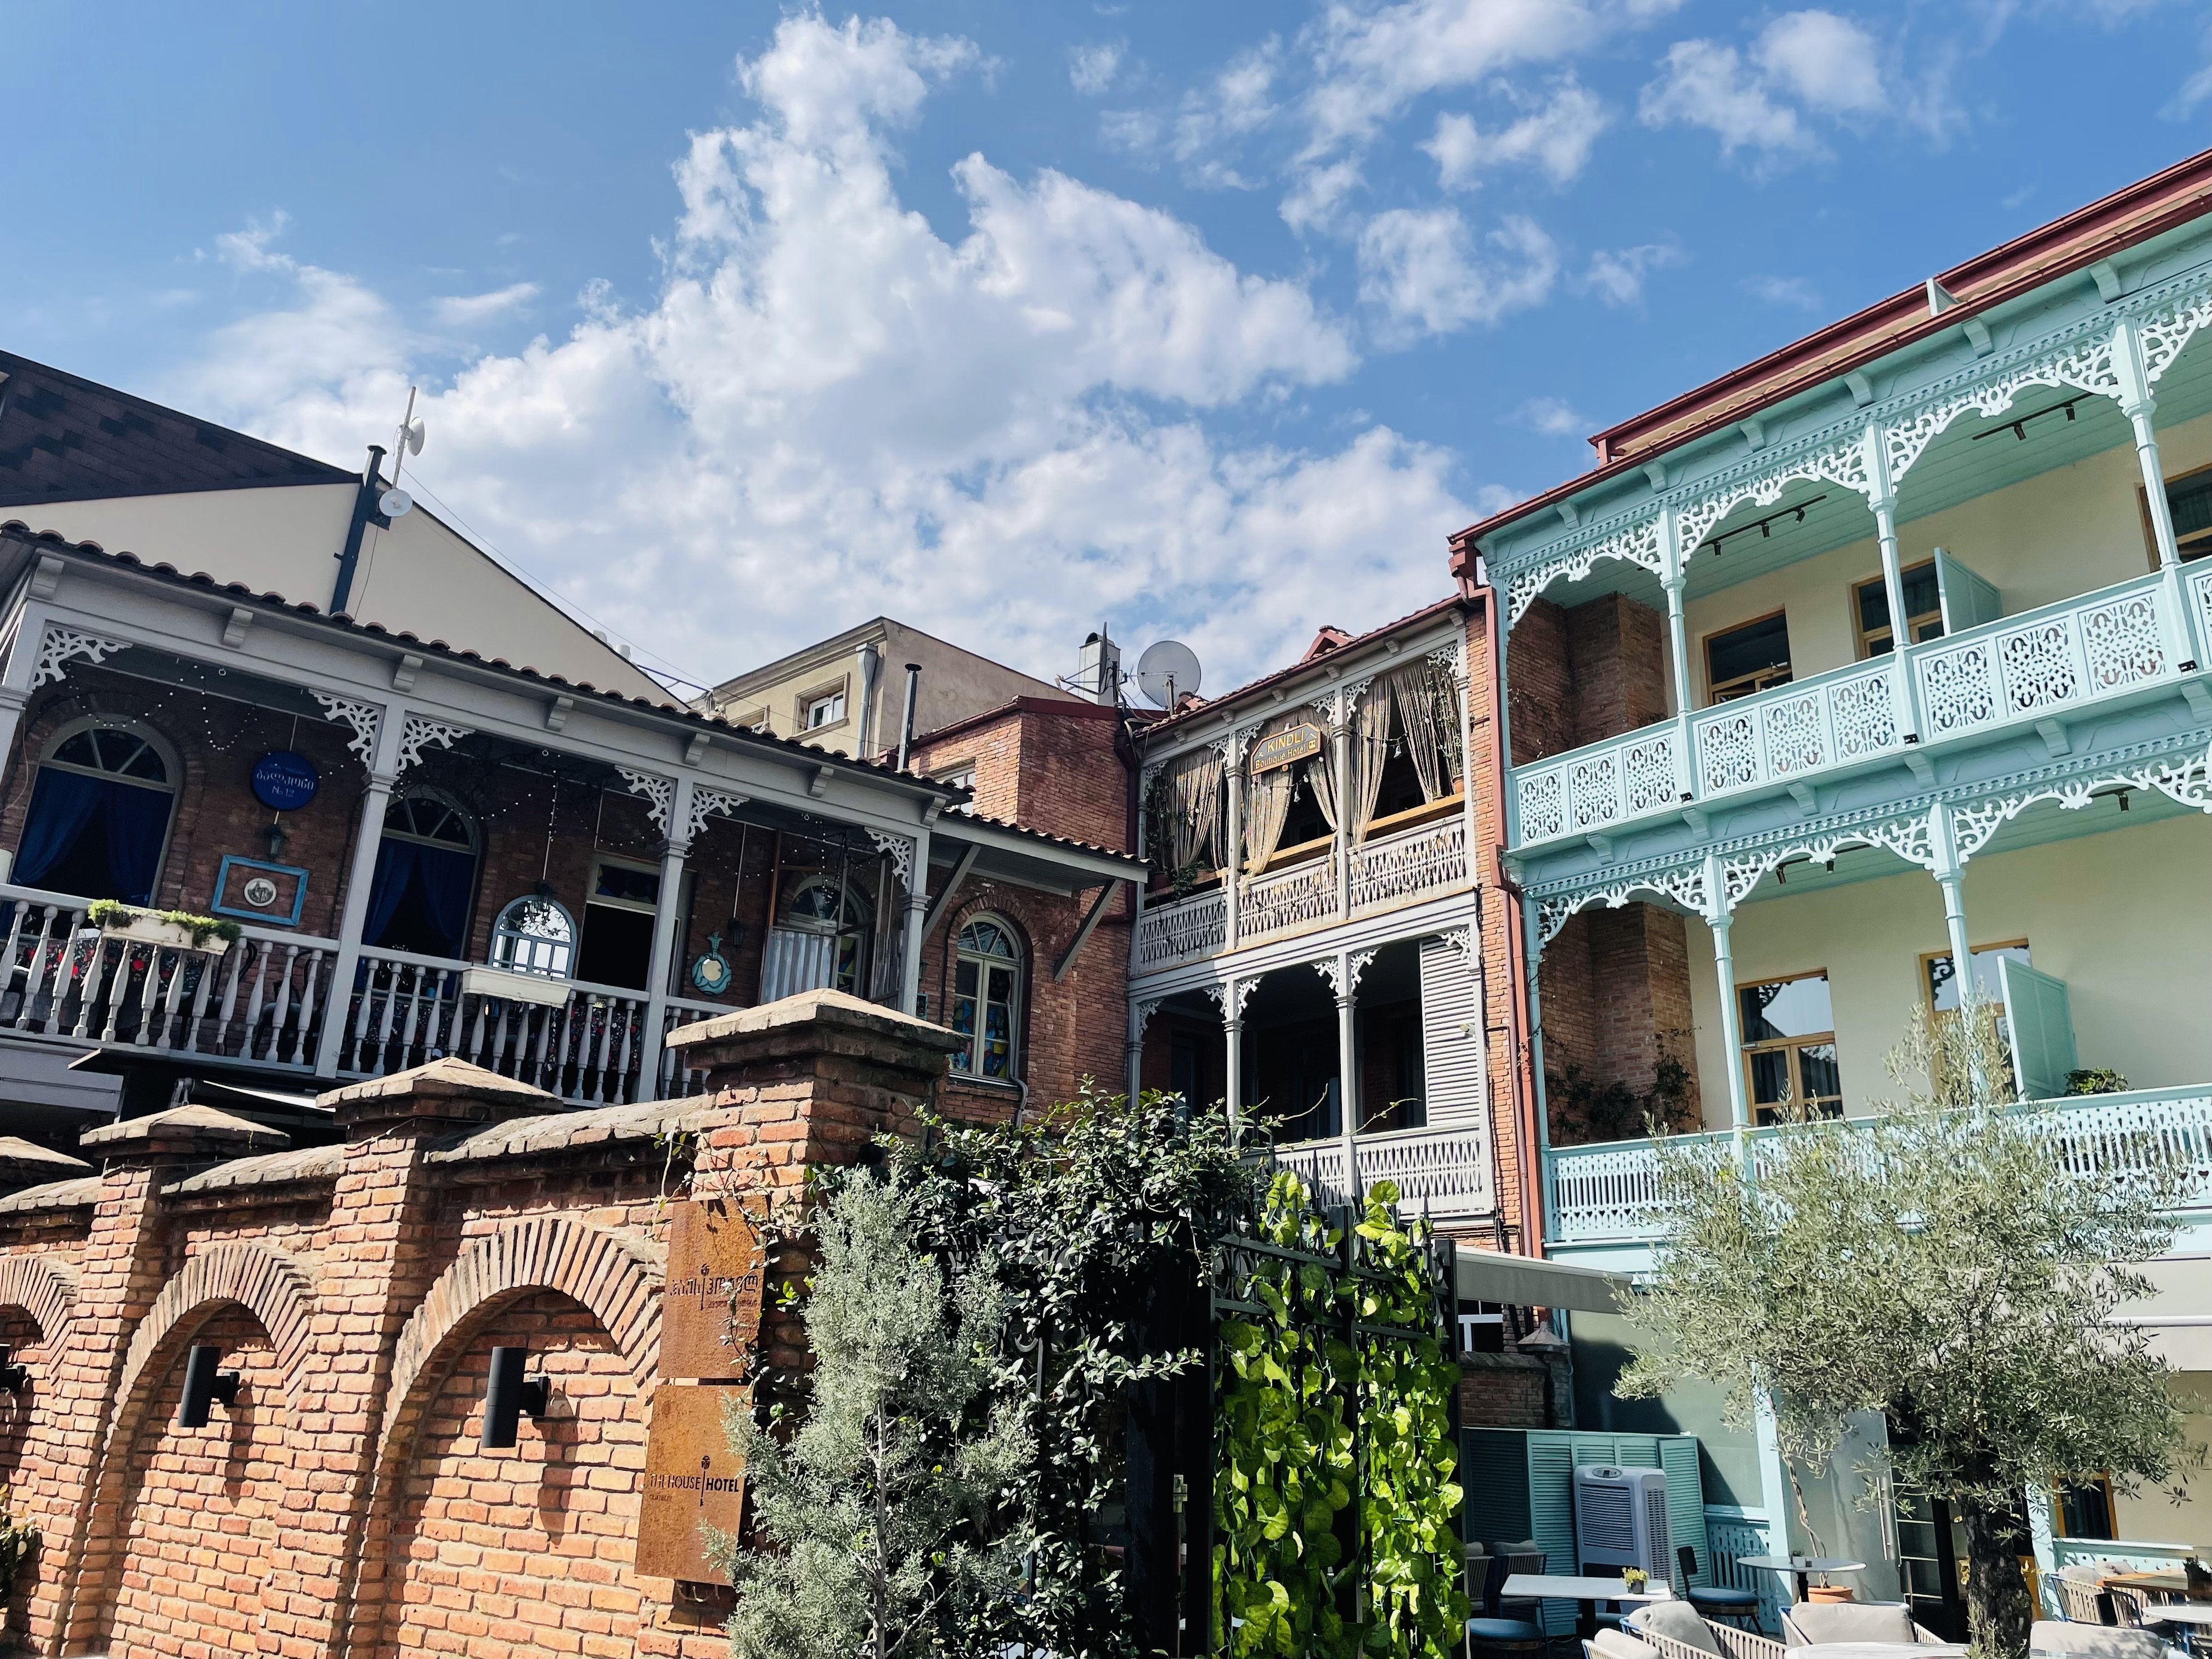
[
  {"left": 1136, "top": 639, "right": 1202, "bottom": 709},
  {"left": 382, "top": 385, "right": 427, "bottom": 518}
]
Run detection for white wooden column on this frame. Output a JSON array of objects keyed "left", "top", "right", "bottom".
[
  {"left": 1658, "top": 506, "right": 1698, "bottom": 802},
  {"left": 900, "top": 821, "right": 933, "bottom": 1016},
  {"left": 1222, "top": 735, "right": 1244, "bottom": 950},
  {"left": 1221, "top": 978, "right": 1243, "bottom": 1129},
  {"left": 1127, "top": 998, "right": 1149, "bottom": 1107},
  {"left": 2115, "top": 319, "right": 2203, "bottom": 674},
  {"left": 1334, "top": 950, "right": 1359, "bottom": 1201},
  {"left": 1929, "top": 802, "right": 1974, "bottom": 989},
  {"left": 1862, "top": 422, "right": 1922, "bottom": 741},
  {"left": 1705, "top": 853, "right": 1752, "bottom": 1132},
  {"left": 1331, "top": 693, "right": 1352, "bottom": 919},
  {"left": 317, "top": 702, "right": 403, "bottom": 1078},
  {"left": 637, "top": 777, "right": 693, "bottom": 1100}
]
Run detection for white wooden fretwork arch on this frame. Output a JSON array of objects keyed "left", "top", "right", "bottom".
[{"left": 31, "top": 624, "right": 128, "bottom": 688}]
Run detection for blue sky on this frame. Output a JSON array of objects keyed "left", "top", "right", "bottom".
[{"left": 7, "top": 2, "right": 2212, "bottom": 698}]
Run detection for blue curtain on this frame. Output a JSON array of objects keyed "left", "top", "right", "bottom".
[
  {"left": 15, "top": 770, "right": 168, "bottom": 904},
  {"left": 364, "top": 839, "right": 476, "bottom": 958},
  {"left": 14, "top": 770, "right": 105, "bottom": 890},
  {"left": 102, "top": 784, "right": 168, "bottom": 905}
]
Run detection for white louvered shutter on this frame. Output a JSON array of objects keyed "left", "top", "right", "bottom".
[{"left": 1419, "top": 934, "right": 1486, "bottom": 1130}]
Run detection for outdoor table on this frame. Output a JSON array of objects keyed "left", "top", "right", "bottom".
[
  {"left": 1736, "top": 1554, "right": 1869, "bottom": 1605},
  {"left": 2105, "top": 1573, "right": 2192, "bottom": 1630},
  {"left": 1795, "top": 1644, "right": 1968, "bottom": 1659},
  {"left": 2136, "top": 1603, "right": 2212, "bottom": 1656},
  {"left": 1503, "top": 1573, "right": 1673, "bottom": 1640}
]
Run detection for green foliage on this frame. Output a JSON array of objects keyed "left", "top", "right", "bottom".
[
  {"left": 86, "top": 899, "right": 242, "bottom": 947},
  {"left": 0, "top": 1485, "right": 35, "bottom": 1595},
  {"left": 2064, "top": 1067, "right": 2130, "bottom": 1096},
  {"left": 720, "top": 1170, "right": 1031, "bottom": 1659},
  {"left": 1547, "top": 1032, "right": 1696, "bottom": 1143},
  {"left": 1214, "top": 1175, "right": 1467, "bottom": 1659},
  {"left": 883, "top": 1084, "right": 1264, "bottom": 1658},
  {"left": 1618, "top": 997, "right": 2198, "bottom": 1659}
]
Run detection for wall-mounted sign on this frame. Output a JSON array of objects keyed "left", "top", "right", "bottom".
[
  {"left": 690, "top": 930, "right": 733, "bottom": 996},
  {"left": 659, "top": 1199, "right": 765, "bottom": 1381},
  {"left": 1250, "top": 723, "right": 1323, "bottom": 775},
  {"left": 211, "top": 856, "right": 308, "bottom": 927},
  {"left": 251, "top": 750, "right": 319, "bottom": 811},
  {"left": 637, "top": 1382, "right": 749, "bottom": 1583}
]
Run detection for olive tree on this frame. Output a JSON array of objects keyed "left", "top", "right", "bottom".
[{"left": 1618, "top": 998, "right": 2198, "bottom": 1657}]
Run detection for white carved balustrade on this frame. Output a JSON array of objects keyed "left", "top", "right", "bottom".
[
  {"left": 1240, "top": 857, "right": 1336, "bottom": 942},
  {"left": 1913, "top": 571, "right": 2187, "bottom": 743},
  {"left": 0, "top": 884, "right": 336, "bottom": 1065},
  {"left": 1544, "top": 1086, "right": 2212, "bottom": 1245},
  {"left": 1261, "top": 1124, "right": 1493, "bottom": 1221},
  {"left": 1134, "top": 888, "right": 1227, "bottom": 970},
  {"left": 1349, "top": 819, "right": 1468, "bottom": 912},
  {"left": 1513, "top": 566, "right": 2211, "bottom": 850}
]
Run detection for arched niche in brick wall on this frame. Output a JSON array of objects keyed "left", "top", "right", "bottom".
[
  {"left": 0, "top": 1251, "right": 77, "bottom": 1348},
  {"left": 340, "top": 1215, "right": 663, "bottom": 1659}
]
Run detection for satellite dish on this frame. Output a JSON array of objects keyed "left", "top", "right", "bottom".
[
  {"left": 400, "top": 417, "right": 426, "bottom": 457},
  {"left": 1136, "top": 639, "right": 1202, "bottom": 709},
  {"left": 379, "top": 487, "right": 414, "bottom": 518}
]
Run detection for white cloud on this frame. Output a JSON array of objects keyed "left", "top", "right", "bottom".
[
  {"left": 1070, "top": 41, "right": 1124, "bottom": 95},
  {"left": 1743, "top": 273, "right": 1822, "bottom": 310},
  {"left": 170, "top": 13, "right": 1463, "bottom": 693},
  {"left": 1356, "top": 207, "right": 1559, "bottom": 339},
  {"left": 431, "top": 283, "right": 541, "bottom": 326},
  {"left": 1515, "top": 396, "right": 1585, "bottom": 437},
  {"left": 1757, "top": 10, "right": 1884, "bottom": 113},
  {"left": 1424, "top": 81, "right": 1610, "bottom": 188},
  {"left": 1639, "top": 39, "right": 1812, "bottom": 158},
  {"left": 1280, "top": 157, "right": 1365, "bottom": 233},
  {"left": 2171, "top": 55, "right": 2212, "bottom": 116},
  {"left": 1578, "top": 242, "right": 1682, "bottom": 307}
]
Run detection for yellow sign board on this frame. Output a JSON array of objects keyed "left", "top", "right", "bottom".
[{"left": 1250, "top": 723, "right": 1323, "bottom": 774}]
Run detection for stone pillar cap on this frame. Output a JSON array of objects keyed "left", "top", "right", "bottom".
[
  {"left": 81, "top": 1104, "right": 287, "bottom": 1164},
  {"left": 0, "top": 1135, "right": 95, "bottom": 1194},
  {"left": 317, "top": 1055, "right": 557, "bottom": 1133},
  {"left": 667, "top": 988, "right": 966, "bottom": 1054}
]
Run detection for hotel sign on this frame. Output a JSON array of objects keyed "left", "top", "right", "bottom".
[
  {"left": 638, "top": 1383, "right": 748, "bottom": 1583},
  {"left": 1250, "top": 723, "right": 1323, "bottom": 775},
  {"left": 659, "top": 1199, "right": 764, "bottom": 1381}
]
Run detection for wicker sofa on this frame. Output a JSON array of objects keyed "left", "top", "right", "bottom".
[{"left": 1627, "top": 1599, "right": 1787, "bottom": 1659}]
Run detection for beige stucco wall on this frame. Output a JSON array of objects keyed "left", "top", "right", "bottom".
[
  {"left": 1678, "top": 811, "right": 2212, "bottom": 1126},
  {"left": 23, "top": 484, "right": 666, "bottom": 699},
  {"left": 1672, "top": 405, "right": 2212, "bottom": 704},
  {"left": 2107, "top": 1386, "right": 2212, "bottom": 1548}
]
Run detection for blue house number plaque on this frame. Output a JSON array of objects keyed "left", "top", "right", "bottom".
[{"left": 252, "top": 751, "right": 319, "bottom": 811}]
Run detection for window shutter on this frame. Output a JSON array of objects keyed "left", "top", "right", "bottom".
[
  {"left": 1999, "top": 957, "right": 2077, "bottom": 1102},
  {"left": 1420, "top": 935, "right": 1487, "bottom": 1130}
]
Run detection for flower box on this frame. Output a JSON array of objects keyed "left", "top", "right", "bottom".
[
  {"left": 88, "top": 903, "right": 235, "bottom": 956},
  {"left": 460, "top": 966, "right": 573, "bottom": 1007}
]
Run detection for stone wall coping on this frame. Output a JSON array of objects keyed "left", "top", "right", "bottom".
[
  {"left": 1458, "top": 1350, "right": 1553, "bottom": 1374},
  {"left": 315, "top": 1053, "right": 558, "bottom": 1110},
  {"left": 0, "top": 1174, "right": 102, "bottom": 1215},
  {"left": 80, "top": 1102, "right": 285, "bottom": 1150},
  {"left": 162, "top": 1143, "right": 347, "bottom": 1197},
  {"left": 428, "top": 1096, "right": 747, "bottom": 1164},
  {"left": 666, "top": 986, "right": 967, "bottom": 1056},
  {"left": 0, "top": 1136, "right": 93, "bottom": 1176}
]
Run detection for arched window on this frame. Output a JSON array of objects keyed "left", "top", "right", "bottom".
[
  {"left": 489, "top": 895, "right": 576, "bottom": 979},
  {"left": 364, "top": 790, "right": 478, "bottom": 960},
  {"left": 13, "top": 720, "right": 179, "bottom": 904},
  {"left": 777, "top": 874, "right": 870, "bottom": 994},
  {"left": 950, "top": 916, "right": 1021, "bottom": 1080}
]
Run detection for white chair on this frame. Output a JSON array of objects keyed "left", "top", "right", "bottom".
[
  {"left": 2029, "top": 1620, "right": 2180, "bottom": 1659},
  {"left": 1628, "top": 1598, "right": 1787, "bottom": 1659},
  {"left": 1779, "top": 1601, "right": 1945, "bottom": 1649}
]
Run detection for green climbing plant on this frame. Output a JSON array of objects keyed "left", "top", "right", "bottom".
[{"left": 1211, "top": 1175, "right": 1468, "bottom": 1659}]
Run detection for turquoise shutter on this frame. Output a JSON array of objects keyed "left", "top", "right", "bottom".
[
  {"left": 2000, "top": 958, "right": 2078, "bottom": 1102},
  {"left": 1527, "top": 1432, "right": 1581, "bottom": 1633},
  {"left": 1660, "top": 1437, "right": 1711, "bottom": 1589}
]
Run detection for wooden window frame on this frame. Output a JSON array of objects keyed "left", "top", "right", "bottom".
[
  {"left": 1736, "top": 966, "right": 1843, "bottom": 1126},
  {"left": 798, "top": 675, "right": 851, "bottom": 735},
  {"left": 1852, "top": 559, "right": 1944, "bottom": 659},
  {"left": 1702, "top": 607, "right": 1795, "bottom": 705},
  {"left": 585, "top": 852, "right": 662, "bottom": 917},
  {"left": 2139, "top": 457, "right": 2212, "bottom": 568},
  {"left": 1919, "top": 938, "right": 2032, "bottom": 1013}
]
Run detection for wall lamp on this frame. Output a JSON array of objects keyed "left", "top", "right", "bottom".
[
  {"left": 178, "top": 1344, "right": 240, "bottom": 1427},
  {"left": 481, "top": 1346, "right": 551, "bottom": 1449},
  {"left": 0, "top": 1347, "right": 26, "bottom": 1395}
]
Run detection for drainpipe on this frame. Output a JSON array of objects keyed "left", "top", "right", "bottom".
[
  {"left": 895, "top": 663, "right": 922, "bottom": 772},
  {"left": 331, "top": 445, "right": 389, "bottom": 617},
  {"left": 1468, "top": 556, "right": 1546, "bottom": 1255},
  {"left": 856, "top": 643, "right": 884, "bottom": 760}
]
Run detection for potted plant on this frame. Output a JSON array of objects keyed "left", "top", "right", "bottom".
[{"left": 86, "top": 900, "right": 241, "bottom": 956}]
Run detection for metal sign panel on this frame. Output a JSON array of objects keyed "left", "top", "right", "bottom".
[
  {"left": 1250, "top": 723, "right": 1322, "bottom": 774},
  {"left": 637, "top": 1381, "right": 749, "bottom": 1583},
  {"left": 659, "top": 1199, "right": 764, "bottom": 1382}
]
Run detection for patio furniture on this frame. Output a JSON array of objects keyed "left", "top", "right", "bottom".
[
  {"left": 1779, "top": 1601, "right": 1947, "bottom": 1649},
  {"left": 1468, "top": 1551, "right": 1549, "bottom": 1657},
  {"left": 2052, "top": 1564, "right": 2120, "bottom": 1626},
  {"left": 1628, "top": 1596, "right": 1788, "bottom": 1659},
  {"left": 2136, "top": 1604, "right": 2212, "bottom": 1659},
  {"left": 1587, "top": 1629, "right": 1664, "bottom": 1659},
  {"left": 1680, "top": 1544, "right": 1765, "bottom": 1630},
  {"left": 2106, "top": 1577, "right": 2190, "bottom": 1631},
  {"left": 1507, "top": 1573, "right": 1674, "bottom": 1641},
  {"left": 2030, "top": 1621, "right": 2182, "bottom": 1659},
  {"left": 1741, "top": 1555, "right": 1870, "bottom": 1606}
]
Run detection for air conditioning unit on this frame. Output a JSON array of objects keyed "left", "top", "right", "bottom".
[{"left": 1574, "top": 1464, "right": 1672, "bottom": 1581}]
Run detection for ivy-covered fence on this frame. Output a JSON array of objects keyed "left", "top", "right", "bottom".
[{"left": 1207, "top": 1175, "right": 1469, "bottom": 1658}]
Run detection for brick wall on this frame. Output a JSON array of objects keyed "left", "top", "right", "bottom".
[
  {"left": 1457, "top": 1352, "right": 1551, "bottom": 1429},
  {"left": 1504, "top": 592, "right": 1667, "bottom": 766},
  {"left": 1537, "top": 902, "right": 1702, "bottom": 1143}
]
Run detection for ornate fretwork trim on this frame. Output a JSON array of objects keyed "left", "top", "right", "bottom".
[
  {"left": 1675, "top": 431, "right": 1875, "bottom": 553},
  {"left": 1536, "top": 862, "right": 1712, "bottom": 945},
  {"left": 616, "top": 768, "right": 674, "bottom": 829},
  {"left": 1133, "top": 996, "right": 1170, "bottom": 1034},
  {"left": 1205, "top": 979, "right": 1257, "bottom": 1023},
  {"left": 1506, "top": 515, "right": 1663, "bottom": 626},
  {"left": 868, "top": 829, "right": 915, "bottom": 884},
  {"left": 396, "top": 714, "right": 469, "bottom": 773},
  {"left": 685, "top": 786, "right": 747, "bottom": 847},
  {"left": 1425, "top": 638, "right": 1469, "bottom": 682},
  {"left": 32, "top": 625, "right": 128, "bottom": 689},
  {"left": 309, "top": 691, "right": 382, "bottom": 766}
]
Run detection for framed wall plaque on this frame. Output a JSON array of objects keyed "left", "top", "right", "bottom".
[
  {"left": 211, "top": 855, "right": 309, "bottom": 927},
  {"left": 659, "top": 1199, "right": 764, "bottom": 1382},
  {"left": 1250, "top": 722, "right": 1323, "bottom": 774},
  {"left": 637, "top": 1382, "right": 749, "bottom": 1583}
]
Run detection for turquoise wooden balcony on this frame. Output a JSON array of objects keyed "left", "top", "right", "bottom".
[
  {"left": 1513, "top": 563, "right": 2212, "bottom": 853},
  {"left": 1542, "top": 1085, "right": 2212, "bottom": 1249}
]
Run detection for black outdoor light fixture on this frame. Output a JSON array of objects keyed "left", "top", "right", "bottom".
[
  {"left": 177, "top": 1344, "right": 240, "bottom": 1427},
  {"left": 481, "top": 1346, "right": 551, "bottom": 1449},
  {"left": 0, "top": 1347, "right": 26, "bottom": 1395}
]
